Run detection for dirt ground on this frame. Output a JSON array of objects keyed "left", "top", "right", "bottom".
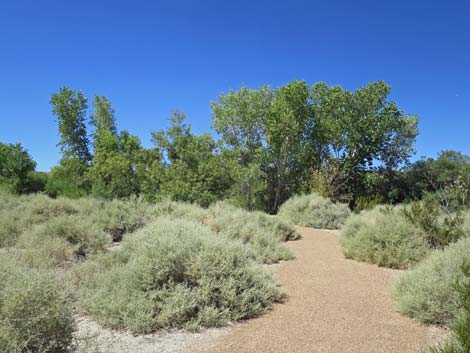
[{"left": 190, "top": 227, "right": 446, "bottom": 353}]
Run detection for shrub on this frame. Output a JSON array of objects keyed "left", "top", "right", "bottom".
[
  {"left": 0, "top": 254, "right": 75, "bottom": 353},
  {"left": 354, "top": 195, "right": 384, "bottom": 211},
  {"left": 17, "top": 215, "right": 110, "bottom": 269},
  {"left": 0, "top": 211, "right": 24, "bottom": 247},
  {"left": 74, "top": 218, "right": 282, "bottom": 333},
  {"left": 393, "top": 237, "right": 470, "bottom": 325},
  {"left": 207, "top": 202, "right": 297, "bottom": 263},
  {"left": 154, "top": 200, "right": 298, "bottom": 264},
  {"left": 154, "top": 199, "right": 209, "bottom": 224},
  {"left": 86, "top": 197, "right": 153, "bottom": 242},
  {"left": 278, "top": 193, "right": 351, "bottom": 229},
  {"left": 402, "top": 197, "right": 465, "bottom": 248},
  {"left": 431, "top": 262, "right": 470, "bottom": 353},
  {"left": 340, "top": 206, "right": 428, "bottom": 269}
]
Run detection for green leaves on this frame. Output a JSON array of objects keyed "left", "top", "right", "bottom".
[
  {"left": 0, "top": 143, "right": 36, "bottom": 194},
  {"left": 50, "top": 87, "right": 91, "bottom": 163}
]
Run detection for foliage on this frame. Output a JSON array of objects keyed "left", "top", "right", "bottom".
[
  {"left": 402, "top": 196, "right": 465, "bottom": 248},
  {"left": 88, "top": 130, "right": 146, "bottom": 198},
  {"left": 431, "top": 262, "right": 470, "bottom": 353},
  {"left": 212, "top": 81, "right": 417, "bottom": 211},
  {"left": 354, "top": 194, "right": 384, "bottom": 211},
  {"left": 278, "top": 193, "right": 351, "bottom": 229},
  {"left": 393, "top": 237, "right": 470, "bottom": 325},
  {"left": 404, "top": 151, "right": 470, "bottom": 207},
  {"left": 152, "top": 112, "right": 234, "bottom": 207},
  {"left": 0, "top": 193, "right": 153, "bottom": 270},
  {"left": 45, "top": 158, "right": 90, "bottom": 198},
  {"left": 0, "top": 254, "right": 75, "bottom": 353},
  {"left": 17, "top": 215, "right": 110, "bottom": 269},
  {"left": 340, "top": 206, "right": 428, "bottom": 268},
  {"left": 207, "top": 202, "right": 298, "bottom": 263},
  {"left": 154, "top": 200, "right": 298, "bottom": 263},
  {"left": 0, "top": 142, "right": 36, "bottom": 194},
  {"left": 50, "top": 87, "right": 91, "bottom": 162},
  {"left": 74, "top": 218, "right": 282, "bottom": 333},
  {"left": 308, "top": 81, "right": 418, "bottom": 205}
]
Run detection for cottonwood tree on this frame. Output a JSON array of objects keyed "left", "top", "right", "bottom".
[
  {"left": 88, "top": 96, "right": 151, "bottom": 198},
  {"left": 152, "top": 111, "right": 234, "bottom": 207},
  {"left": 212, "top": 80, "right": 418, "bottom": 210},
  {"left": 47, "top": 87, "right": 92, "bottom": 197}
]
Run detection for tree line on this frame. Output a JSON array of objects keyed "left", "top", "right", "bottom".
[{"left": 1, "top": 80, "right": 468, "bottom": 212}]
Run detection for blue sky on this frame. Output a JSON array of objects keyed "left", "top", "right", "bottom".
[{"left": 1, "top": 0, "right": 469, "bottom": 171}]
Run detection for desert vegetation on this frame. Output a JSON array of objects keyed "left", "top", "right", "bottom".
[
  {"left": 0, "top": 191, "right": 297, "bottom": 352},
  {"left": 278, "top": 193, "right": 350, "bottom": 229},
  {"left": 2, "top": 79, "right": 470, "bottom": 352}
]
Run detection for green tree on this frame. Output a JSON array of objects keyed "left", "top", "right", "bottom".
[
  {"left": 211, "top": 82, "right": 313, "bottom": 212},
  {"left": 404, "top": 151, "right": 470, "bottom": 208},
  {"left": 90, "top": 95, "right": 118, "bottom": 149},
  {"left": 265, "top": 80, "right": 312, "bottom": 212},
  {"left": 308, "top": 81, "right": 418, "bottom": 205},
  {"left": 50, "top": 87, "right": 91, "bottom": 162},
  {"left": 211, "top": 87, "right": 273, "bottom": 210},
  {"left": 48, "top": 87, "right": 92, "bottom": 197},
  {"left": 0, "top": 142, "right": 36, "bottom": 193},
  {"left": 152, "top": 111, "right": 234, "bottom": 207},
  {"left": 87, "top": 97, "right": 150, "bottom": 198}
]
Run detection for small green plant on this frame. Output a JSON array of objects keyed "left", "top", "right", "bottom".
[
  {"left": 402, "top": 196, "right": 465, "bottom": 248},
  {"left": 354, "top": 195, "right": 384, "bottom": 212},
  {"left": 278, "top": 193, "right": 351, "bottom": 229}
]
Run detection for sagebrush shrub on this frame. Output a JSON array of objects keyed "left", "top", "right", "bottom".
[
  {"left": 278, "top": 193, "right": 350, "bottom": 229},
  {"left": 153, "top": 200, "right": 298, "bottom": 263},
  {"left": 207, "top": 202, "right": 297, "bottom": 263},
  {"left": 340, "top": 206, "right": 428, "bottom": 269},
  {"left": 16, "top": 215, "right": 110, "bottom": 269},
  {"left": 74, "top": 218, "right": 282, "bottom": 333},
  {"left": 393, "top": 237, "right": 470, "bottom": 325},
  {"left": 0, "top": 255, "right": 75, "bottom": 353},
  {"left": 431, "top": 262, "right": 470, "bottom": 353},
  {"left": 87, "top": 197, "right": 153, "bottom": 242}
]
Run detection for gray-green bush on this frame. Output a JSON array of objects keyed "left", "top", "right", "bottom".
[
  {"left": 74, "top": 218, "right": 282, "bottom": 333},
  {"left": 0, "top": 254, "right": 75, "bottom": 353},
  {"left": 154, "top": 201, "right": 298, "bottom": 263},
  {"left": 278, "top": 193, "right": 350, "bottom": 229},
  {"left": 340, "top": 206, "right": 428, "bottom": 269},
  {"left": 393, "top": 237, "right": 470, "bottom": 325},
  {"left": 17, "top": 215, "right": 110, "bottom": 269}
]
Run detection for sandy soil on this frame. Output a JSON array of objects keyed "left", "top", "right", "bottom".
[
  {"left": 191, "top": 227, "right": 447, "bottom": 353},
  {"left": 76, "top": 317, "right": 228, "bottom": 353}
]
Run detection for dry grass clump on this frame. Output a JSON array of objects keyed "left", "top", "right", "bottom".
[
  {"left": 340, "top": 206, "right": 428, "bottom": 269},
  {"left": 74, "top": 217, "right": 282, "bottom": 333},
  {"left": 0, "top": 254, "right": 75, "bottom": 353},
  {"left": 278, "top": 193, "right": 351, "bottom": 229},
  {"left": 393, "top": 237, "right": 470, "bottom": 325}
]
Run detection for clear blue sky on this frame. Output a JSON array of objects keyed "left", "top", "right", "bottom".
[{"left": 1, "top": 0, "right": 469, "bottom": 171}]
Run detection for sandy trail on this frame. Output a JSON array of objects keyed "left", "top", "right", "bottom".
[{"left": 192, "top": 227, "right": 445, "bottom": 353}]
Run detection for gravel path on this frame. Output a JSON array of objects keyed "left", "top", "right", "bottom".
[{"left": 192, "top": 227, "right": 446, "bottom": 353}]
